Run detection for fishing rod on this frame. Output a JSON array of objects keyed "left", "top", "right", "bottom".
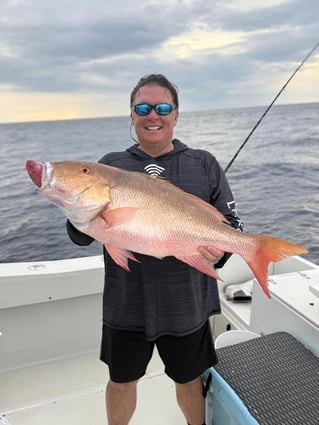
[{"left": 224, "top": 41, "right": 319, "bottom": 173}]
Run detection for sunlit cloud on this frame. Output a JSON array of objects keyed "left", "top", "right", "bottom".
[{"left": 159, "top": 27, "right": 247, "bottom": 60}]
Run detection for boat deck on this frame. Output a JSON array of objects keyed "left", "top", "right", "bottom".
[{"left": 0, "top": 350, "right": 185, "bottom": 425}]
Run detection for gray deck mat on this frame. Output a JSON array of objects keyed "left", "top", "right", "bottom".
[{"left": 214, "top": 332, "right": 319, "bottom": 425}]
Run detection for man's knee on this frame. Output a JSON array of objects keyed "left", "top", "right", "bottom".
[
  {"left": 175, "top": 376, "right": 202, "bottom": 390},
  {"left": 107, "top": 379, "right": 138, "bottom": 392}
]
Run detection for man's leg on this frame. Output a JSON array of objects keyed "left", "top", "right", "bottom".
[
  {"left": 106, "top": 379, "right": 138, "bottom": 425},
  {"left": 175, "top": 377, "right": 205, "bottom": 425},
  {"left": 157, "top": 321, "right": 216, "bottom": 425},
  {"left": 100, "top": 325, "right": 154, "bottom": 424}
]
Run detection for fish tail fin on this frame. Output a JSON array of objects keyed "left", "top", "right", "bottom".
[{"left": 243, "top": 235, "right": 308, "bottom": 298}]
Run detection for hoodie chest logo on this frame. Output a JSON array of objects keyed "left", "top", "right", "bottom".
[{"left": 144, "top": 164, "right": 165, "bottom": 176}]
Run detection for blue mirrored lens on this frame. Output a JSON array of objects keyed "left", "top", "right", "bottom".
[
  {"left": 134, "top": 104, "right": 152, "bottom": 115},
  {"left": 134, "top": 103, "right": 174, "bottom": 116},
  {"left": 154, "top": 104, "right": 173, "bottom": 115}
]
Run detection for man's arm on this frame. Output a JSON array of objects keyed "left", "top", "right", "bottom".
[{"left": 66, "top": 220, "right": 95, "bottom": 246}]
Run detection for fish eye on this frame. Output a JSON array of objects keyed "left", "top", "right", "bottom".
[{"left": 82, "top": 166, "right": 90, "bottom": 174}]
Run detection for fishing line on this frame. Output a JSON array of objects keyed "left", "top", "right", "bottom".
[{"left": 224, "top": 41, "right": 319, "bottom": 173}]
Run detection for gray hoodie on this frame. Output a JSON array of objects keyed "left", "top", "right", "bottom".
[{"left": 67, "top": 139, "right": 242, "bottom": 340}]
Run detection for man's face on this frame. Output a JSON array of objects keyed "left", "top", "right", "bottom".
[{"left": 131, "top": 84, "right": 179, "bottom": 151}]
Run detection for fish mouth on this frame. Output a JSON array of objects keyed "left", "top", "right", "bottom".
[
  {"left": 26, "top": 160, "right": 54, "bottom": 190},
  {"left": 26, "top": 159, "right": 94, "bottom": 209}
]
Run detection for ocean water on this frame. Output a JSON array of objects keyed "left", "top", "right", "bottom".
[{"left": 0, "top": 102, "right": 318, "bottom": 264}]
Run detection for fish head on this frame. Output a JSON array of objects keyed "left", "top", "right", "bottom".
[{"left": 26, "top": 160, "right": 112, "bottom": 225}]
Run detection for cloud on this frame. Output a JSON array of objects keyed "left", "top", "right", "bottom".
[{"left": 0, "top": 0, "right": 318, "bottom": 122}]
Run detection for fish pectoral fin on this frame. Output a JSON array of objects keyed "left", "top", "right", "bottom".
[
  {"left": 101, "top": 207, "right": 139, "bottom": 228},
  {"left": 105, "top": 244, "right": 140, "bottom": 271},
  {"left": 176, "top": 255, "right": 222, "bottom": 281}
]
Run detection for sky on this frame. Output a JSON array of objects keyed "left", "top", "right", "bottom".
[{"left": 1, "top": 0, "right": 318, "bottom": 123}]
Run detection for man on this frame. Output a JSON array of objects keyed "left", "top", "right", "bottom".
[{"left": 67, "top": 74, "right": 242, "bottom": 425}]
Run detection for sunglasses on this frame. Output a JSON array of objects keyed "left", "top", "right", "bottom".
[{"left": 133, "top": 103, "right": 176, "bottom": 116}]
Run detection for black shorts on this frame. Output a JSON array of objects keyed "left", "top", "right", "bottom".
[{"left": 100, "top": 321, "right": 218, "bottom": 384}]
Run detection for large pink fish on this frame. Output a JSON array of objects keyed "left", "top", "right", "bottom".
[{"left": 26, "top": 160, "right": 308, "bottom": 298}]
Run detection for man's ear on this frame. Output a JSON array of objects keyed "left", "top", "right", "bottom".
[{"left": 173, "top": 110, "right": 179, "bottom": 126}]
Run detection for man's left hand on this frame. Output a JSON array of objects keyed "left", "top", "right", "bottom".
[{"left": 198, "top": 246, "right": 224, "bottom": 264}]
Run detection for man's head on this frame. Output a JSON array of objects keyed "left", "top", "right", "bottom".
[{"left": 130, "top": 74, "right": 179, "bottom": 156}]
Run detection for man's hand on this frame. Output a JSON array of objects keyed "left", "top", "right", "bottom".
[{"left": 198, "top": 246, "right": 224, "bottom": 265}]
